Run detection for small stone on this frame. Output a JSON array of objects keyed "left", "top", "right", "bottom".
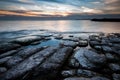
[
  {"left": 61, "top": 70, "right": 76, "bottom": 77},
  {"left": 68, "top": 58, "right": 80, "bottom": 68}
]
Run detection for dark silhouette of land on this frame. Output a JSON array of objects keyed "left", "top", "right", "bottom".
[{"left": 91, "top": 18, "right": 120, "bottom": 22}]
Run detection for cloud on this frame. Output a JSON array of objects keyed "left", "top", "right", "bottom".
[{"left": 0, "top": 0, "right": 120, "bottom": 17}]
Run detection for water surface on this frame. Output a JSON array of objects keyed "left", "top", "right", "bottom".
[{"left": 0, "top": 20, "right": 120, "bottom": 33}]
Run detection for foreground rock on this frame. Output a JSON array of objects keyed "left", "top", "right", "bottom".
[
  {"left": 0, "top": 46, "right": 73, "bottom": 80},
  {"left": 12, "top": 36, "right": 42, "bottom": 45},
  {"left": 0, "top": 46, "right": 59, "bottom": 80},
  {"left": 31, "top": 47, "right": 73, "bottom": 80},
  {"left": 64, "top": 76, "right": 110, "bottom": 80},
  {"left": 6, "top": 45, "right": 44, "bottom": 68},
  {"left": 70, "top": 48, "right": 103, "bottom": 70},
  {"left": 0, "top": 43, "right": 21, "bottom": 53}
]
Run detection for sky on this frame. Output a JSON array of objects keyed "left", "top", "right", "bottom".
[{"left": 0, "top": 0, "right": 120, "bottom": 17}]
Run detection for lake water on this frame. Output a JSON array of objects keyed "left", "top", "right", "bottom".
[{"left": 0, "top": 20, "right": 120, "bottom": 33}]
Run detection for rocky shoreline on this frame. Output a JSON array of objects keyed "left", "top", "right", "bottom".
[{"left": 0, "top": 30, "right": 120, "bottom": 80}]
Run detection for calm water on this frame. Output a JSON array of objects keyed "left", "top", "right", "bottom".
[{"left": 0, "top": 20, "right": 120, "bottom": 33}]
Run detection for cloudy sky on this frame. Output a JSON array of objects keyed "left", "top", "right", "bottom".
[{"left": 0, "top": 0, "right": 120, "bottom": 17}]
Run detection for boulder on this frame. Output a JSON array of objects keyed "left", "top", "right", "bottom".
[
  {"left": 73, "top": 48, "right": 99, "bottom": 70},
  {"left": 84, "top": 50, "right": 106, "bottom": 65}
]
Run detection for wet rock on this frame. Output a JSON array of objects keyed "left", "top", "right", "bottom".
[
  {"left": 32, "top": 47, "right": 73, "bottom": 80},
  {"left": 0, "top": 56, "right": 12, "bottom": 65},
  {"left": 109, "top": 63, "right": 120, "bottom": 72},
  {"left": 112, "top": 73, "right": 120, "bottom": 80},
  {"left": 112, "top": 44, "right": 120, "bottom": 50},
  {"left": 69, "top": 35, "right": 74, "bottom": 37},
  {"left": 64, "top": 76, "right": 110, "bottom": 80},
  {"left": 64, "top": 77, "right": 90, "bottom": 80},
  {"left": 79, "top": 40, "right": 88, "bottom": 47},
  {"left": 91, "top": 76, "right": 110, "bottom": 80},
  {"left": 84, "top": 50, "right": 106, "bottom": 65},
  {"left": 63, "top": 37, "right": 79, "bottom": 42},
  {"left": 105, "top": 53, "right": 119, "bottom": 62},
  {"left": 109, "top": 37, "right": 120, "bottom": 43},
  {"left": 12, "top": 36, "right": 41, "bottom": 45},
  {"left": 102, "top": 46, "right": 113, "bottom": 53},
  {"left": 89, "top": 41, "right": 101, "bottom": 48},
  {"left": 54, "top": 35, "right": 63, "bottom": 39},
  {"left": 31, "top": 41, "right": 41, "bottom": 45},
  {"left": 101, "top": 38, "right": 109, "bottom": 45},
  {"left": 0, "top": 43, "right": 21, "bottom": 53},
  {"left": 62, "top": 41, "right": 78, "bottom": 48},
  {"left": 0, "top": 67, "right": 7, "bottom": 74},
  {"left": 0, "top": 46, "right": 59, "bottom": 80},
  {"left": 61, "top": 70, "right": 76, "bottom": 77},
  {"left": 0, "top": 50, "right": 18, "bottom": 59},
  {"left": 89, "top": 35, "right": 101, "bottom": 41},
  {"left": 6, "top": 45, "right": 44, "bottom": 68},
  {"left": 68, "top": 58, "right": 80, "bottom": 68},
  {"left": 94, "top": 46, "right": 102, "bottom": 51},
  {"left": 77, "top": 69, "right": 98, "bottom": 77},
  {"left": 73, "top": 48, "right": 99, "bottom": 70}
]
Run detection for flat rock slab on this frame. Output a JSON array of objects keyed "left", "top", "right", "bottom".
[
  {"left": 6, "top": 45, "right": 44, "bottom": 68},
  {"left": 31, "top": 47, "right": 73, "bottom": 80},
  {"left": 0, "top": 46, "right": 59, "bottom": 80},
  {"left": 12, "top": 36, "right": 42, "bottom": 45},
  {"left": 73, "top": 48, "right": 100, "bottom": 70},
  {"left": 0, "top": 43, "right": 21, "bottom": 53}
]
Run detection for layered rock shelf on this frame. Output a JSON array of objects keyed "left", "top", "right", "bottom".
[{"left": 0, "top": 30, "right": 120, "bottom": 80}]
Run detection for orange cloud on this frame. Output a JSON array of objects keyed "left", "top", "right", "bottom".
[{"left": 0, "top": 10, "right": 71, "bottom": 17}]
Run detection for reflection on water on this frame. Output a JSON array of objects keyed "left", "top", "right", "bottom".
[{"left": 0, "top": 20, "right": 120, "bottom": 33}]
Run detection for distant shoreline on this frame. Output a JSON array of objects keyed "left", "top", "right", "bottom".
[{"left": 91, "top": 18, "right": 120, "bottom": 22}]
